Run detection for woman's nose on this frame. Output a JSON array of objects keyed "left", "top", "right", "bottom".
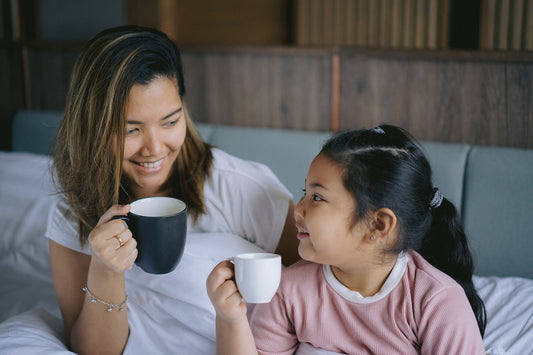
[{"left": 140, "top": 130, "right": 162, "bottom": 156}]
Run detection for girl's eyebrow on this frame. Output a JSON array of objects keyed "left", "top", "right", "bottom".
[
  {"left": 308, "top": 182, "right": 327, "bottom": 190},
  {"left": 127, "top": 107, "right": 182, "bottom": 124}
]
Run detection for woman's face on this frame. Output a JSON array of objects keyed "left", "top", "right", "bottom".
[
  {"left": 122, "top": 76, "right": 186, "bottom": 199},
  {"left": 294, "top": 154, "right": 372, "bottom": 270}
]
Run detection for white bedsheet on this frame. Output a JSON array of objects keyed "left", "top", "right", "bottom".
[{"left": 1, "top": 151, "right": 532, "bottom": 354}]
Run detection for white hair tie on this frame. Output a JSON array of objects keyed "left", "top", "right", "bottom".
[{"left": 429, "top": 188, "right": 444, "bottom": 209}]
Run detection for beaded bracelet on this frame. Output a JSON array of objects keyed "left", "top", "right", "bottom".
[{"left": 82, "top": 284, "right": 128, "bottom": 312}]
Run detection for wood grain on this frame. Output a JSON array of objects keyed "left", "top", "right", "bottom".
[
  {"left": 181, "top": 46, "right": 333, "bottom": 131},
  {"left": 338, "top": 48, "right": 533, "bottom": 148},
  {"left": 0, "top": 43, "right": 24, "bottom": 150}
]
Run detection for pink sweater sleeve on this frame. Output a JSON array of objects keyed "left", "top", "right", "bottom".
[
  {"left": 249, "top": 293, "right": 298, "bottom": 355},
  {"left": 418, "top": 285, "right": 486, "bottom": 355}
]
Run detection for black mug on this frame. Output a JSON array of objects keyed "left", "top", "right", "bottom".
[{"left": 116, "top": 197, "right": 187, "bottom": 274}]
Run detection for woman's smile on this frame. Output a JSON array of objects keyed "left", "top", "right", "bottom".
[{"left": 132, "top": 157, "right": 165, "bottom": 172}]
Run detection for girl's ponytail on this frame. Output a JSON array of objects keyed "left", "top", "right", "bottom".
[{"left": 418, "top": 196, "right": 487, "bottom": 337}]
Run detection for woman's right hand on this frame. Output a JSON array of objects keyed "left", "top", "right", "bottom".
[
  {"left": 88, "top": 204, "right": 138, "bottom": 274},
  {"left": 206, "top": 260, "right": 248, "bottom": 323}
]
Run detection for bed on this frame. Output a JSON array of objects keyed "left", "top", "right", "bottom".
[{"left": 1, "top": 111, "right": 532, "bottom": 354}]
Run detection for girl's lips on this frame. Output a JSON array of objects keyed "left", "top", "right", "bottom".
[{"left": 297, "top": 231, "right": 309, "bottom": 240}]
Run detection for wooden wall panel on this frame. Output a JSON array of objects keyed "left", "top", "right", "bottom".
[
  {"left": 506, "top": 64, "right": 533, "bottom": 148},
  {"left": 182, "top": 47, "right": 333, "bottom": 131},
  {"left": 25, "top": 43, "right": 82, "bottom": 110},
  {"left": 339, "top": 49, "right": 533, "bottom": 148},
  {"left": 0, "top": 43, "right": 25, "bottom": 150}
]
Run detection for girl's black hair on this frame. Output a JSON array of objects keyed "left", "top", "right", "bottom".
[{"left": 320, "top": 124, "right": 486, "bottom": 337}]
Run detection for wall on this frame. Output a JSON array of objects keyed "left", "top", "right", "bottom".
[{"left": 13, "top": 43, "right": 533, "bottom": 149}]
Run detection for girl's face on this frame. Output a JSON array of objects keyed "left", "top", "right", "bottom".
[
  {"left": 122, "top": 76, "right": 186, "bottom": 199},
  {"left": 295, "top": 154, "right": 372, "bottom": 270}
]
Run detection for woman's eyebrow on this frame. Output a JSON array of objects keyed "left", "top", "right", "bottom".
[{"left": 127, "top": 107, "right": 182, "bottom": 124}]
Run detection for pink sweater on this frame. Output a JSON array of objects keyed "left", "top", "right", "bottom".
[{"left": 250, "top": 251, "right": 485, "bottom": 354}]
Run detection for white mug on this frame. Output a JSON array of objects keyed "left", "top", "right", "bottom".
[{"left": 233, "top": 253, "right": 281, "bottom": 303}]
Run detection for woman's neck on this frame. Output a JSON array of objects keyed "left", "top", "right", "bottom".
[{"left": 129, "top": 185, "right": 173, "bottom": 200}]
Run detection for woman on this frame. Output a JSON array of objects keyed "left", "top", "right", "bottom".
[{"left": 46, "top": 25, "right": 298, "bottom": 355}]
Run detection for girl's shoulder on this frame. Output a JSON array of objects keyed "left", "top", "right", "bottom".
[{"left": 279, "top": 260, "right": 323, "bottom": 289}]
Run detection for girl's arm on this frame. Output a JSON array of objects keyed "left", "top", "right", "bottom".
[
  {"left": 206, "top": 261, "right": 258, "bottom": 355},
  {"left": 49, "top": 204, "right": 137, "bottom": 355}
]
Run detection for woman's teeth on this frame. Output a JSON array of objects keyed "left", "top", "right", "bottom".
[{"left": 138, "top": 159, "right": 163, "bottom": 168}]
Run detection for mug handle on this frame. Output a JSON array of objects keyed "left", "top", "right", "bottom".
[{"left": 111, "top": 214, "right": 129, "bottom": 227}]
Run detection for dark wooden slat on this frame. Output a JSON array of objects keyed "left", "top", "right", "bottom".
[
  {"left": 339, "top": 49, "right": 533, "bottom": 148},
  {"left": 182, "top": 47, "right": 332, "bottom": 131},
  {"left": 0, "top": 44, "right": 24, "bottom": 150}
]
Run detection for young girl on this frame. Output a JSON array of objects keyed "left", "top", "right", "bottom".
[{"left": 207, "top": 125, "right": 487, "bottom": 354}]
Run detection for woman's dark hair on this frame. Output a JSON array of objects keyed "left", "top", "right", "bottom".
[{"left": 320, "top": 124, "right": 486, "bottom": 337}]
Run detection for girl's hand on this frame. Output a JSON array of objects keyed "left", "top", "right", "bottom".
[
  {"left": 206, "top": 260, "right": 248, "bottom": 323},
  {"left": 88, "top": 204, "right": 138, "bottom": 274}
]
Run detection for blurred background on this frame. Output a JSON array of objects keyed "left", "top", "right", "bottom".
[{"left": 1, "top": 0, "right": 532, "bottom": 149}]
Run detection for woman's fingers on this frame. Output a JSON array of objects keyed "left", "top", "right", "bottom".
[
  {"left": 97, "top": 204, "right": 131, "bottom": 226},
  {"left": 89, "top": 205, "right": 137, "bottom": 273}
]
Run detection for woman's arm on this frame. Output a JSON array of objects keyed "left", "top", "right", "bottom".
[
  {"left": 275, "top": 201, "right": 300, "bottom": 266},
  {"left": 49, "top": 204, "right": 137, "bottom": 355}
]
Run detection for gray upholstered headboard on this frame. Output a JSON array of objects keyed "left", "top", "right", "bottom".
[{"left": 9, "top": 110, "right": 533, "bottom": 279}]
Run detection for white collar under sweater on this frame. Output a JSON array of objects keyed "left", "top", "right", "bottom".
[{"left": 323, "top": 252, "right": 409, "bottom": 304}]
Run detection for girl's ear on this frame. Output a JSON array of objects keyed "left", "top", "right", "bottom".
[{"left": 372, "top": 208, "right": 397, "bottom": 239}]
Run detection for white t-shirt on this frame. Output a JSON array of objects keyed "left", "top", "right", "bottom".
[{"left": 45, "top": 148, "right": 292, "bottom": 354}]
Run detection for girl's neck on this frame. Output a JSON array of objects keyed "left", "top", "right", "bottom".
[{"left": 330, "top": 256, "right": 397, "bottom": 297}]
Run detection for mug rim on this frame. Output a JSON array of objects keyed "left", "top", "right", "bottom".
[
  {"left": 130, "top": 196, "right": 187, "bottom": 218},
  {"left": 234, "top": 252, "right": 280, "bottom": 260}
]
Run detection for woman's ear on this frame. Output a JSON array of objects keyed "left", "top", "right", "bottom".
[{"left": 371, "top": 208, "right": 397, "bottom": 240}]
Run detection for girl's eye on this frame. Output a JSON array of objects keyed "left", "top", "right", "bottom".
[
  {"left": 126, "top": 128, "right": 138, "bottom": 135},
  {"left": 302, "top": 189, "right": 324, "bottom": 202}
]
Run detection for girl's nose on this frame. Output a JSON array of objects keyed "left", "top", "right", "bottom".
[{"left": 294, "top": 196, "right": 305, "bottom": 222}]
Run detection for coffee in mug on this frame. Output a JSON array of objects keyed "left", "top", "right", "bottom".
[
  {"left": 116, "top": 196, "right": 187, "bottom": 274},
  {"left": 233, "top": 253, "right": 281, "bottom": 303}
]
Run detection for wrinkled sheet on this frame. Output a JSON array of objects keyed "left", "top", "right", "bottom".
[{"left": 1, "top": 151, "right": 532, "bottom": 355}]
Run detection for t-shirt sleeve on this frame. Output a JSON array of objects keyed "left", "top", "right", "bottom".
[
  {"left": 200, "top": 150, "right": 292, "bottom": 253},
  {"left": 44, "top": 197, "right": 91, "bottom": 254},
  {"left": 250, "top": 292, "right": 298, "bottom": 355},
  {"left": 418, "top": 285, "right": 486, "bottom": 355}
]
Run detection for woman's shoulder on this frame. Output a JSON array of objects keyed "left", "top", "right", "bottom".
[
  {"left": 208, "top": 148, "right": 291, "bottom": 197},
  {"left": 45, "top": 197, "right": 90, "bottom": 254}
]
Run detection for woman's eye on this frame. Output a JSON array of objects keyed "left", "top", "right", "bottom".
[
  {"left": 312, "top": 194, "right": 323, "bottom": 202},
  {"left": 164, "top": 120, "right": 178, "bottom": 127},
  {"left": 126, "top": 128, "right": 138, "bottom": 135}
]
